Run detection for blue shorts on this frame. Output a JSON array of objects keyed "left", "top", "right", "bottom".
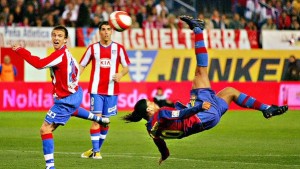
[
  {"left": 45, "top": 87, "right": 83, "bottom": 125},
  {"left": 90, "top": 94, "right": 118, "bottom": 117},
  {"left": 190, "top": 88, "right": 228, "bottom": 130}
]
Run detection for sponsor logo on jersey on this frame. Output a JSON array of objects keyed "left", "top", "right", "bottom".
[
  {"left": 100, "top": 58, "right": 111, "bottom": 68},
  {"left": 171, "top": 110, "right": 180, "bottom": 117},
  {"left": 108, "top": 105, "right": 117, "bottom": 113}
]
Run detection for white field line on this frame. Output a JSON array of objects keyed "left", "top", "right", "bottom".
[{"left": 1, "top": 149, "right": 300, "bottom": 167}]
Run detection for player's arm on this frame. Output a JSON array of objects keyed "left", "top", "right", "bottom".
[
  {"left": 153, "top": 137, "right": 170, "bottom": 165},
  {"left": 12, "top": 47, "right": 63, "bottom": 69},
  {"left": 113, "top": 45, "right": 131, "bottom": 82},
  {"left": 79, "top": 65, "right": 85, "bottom": 75},
  {"left": 159, "top": 101, "right": 211, "bottom": 120},
  {"left": 79, "top": 46, "right": 92, "bottom": 75}
]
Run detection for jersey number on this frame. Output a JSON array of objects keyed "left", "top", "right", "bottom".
[
  {"left": 47, "top": 110, "right": 57, "bottom": 118},
  {"left": 160, "top": 130, "right": 183, "bottom": 139}
]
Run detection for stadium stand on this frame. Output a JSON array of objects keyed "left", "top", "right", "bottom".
[{"left": 0, "top": 0, "right": 299, "bottom": 45}]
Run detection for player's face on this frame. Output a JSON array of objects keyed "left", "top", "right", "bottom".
[
  {"left": 51, "top": 29, "right": 67, "bottom": 50},
  {"left": 157, "top": 89, "right": 163, "bottom": 96},
  {"left": 99, "top": 25, "right": 112, "bottom": 42},
  {"left": 146, "top": 100, "right": 160, "bottom": 117},
  {"left": 4, "top": 56, "right": 11, "bottom": 64}
]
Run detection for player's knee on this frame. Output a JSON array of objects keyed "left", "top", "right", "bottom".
[
  {"left": 40, "top": 126, "right": 51, "bottom": 135},
  {"left": 39, "top": 127, "right": 44, "bottom": 135},
  {"left": 223, "top": 87, "right": 241, "bottom": 97},
  {"left": 91, "top": 121, "right": 100, "bottom": 128},
  {"left": 223, "top": 87, "right": 236, "bottom": 93}
]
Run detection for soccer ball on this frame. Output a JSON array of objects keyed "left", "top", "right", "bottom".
[{"left": 109, "top": 11, "right": 132, "bottom": 32}]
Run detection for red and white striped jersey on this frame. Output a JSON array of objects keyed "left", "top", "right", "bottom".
[
  {"left": 15, "top": 46, "right": 79, "bottom": 98},
  {"left": 80, "top": 41, "right": 130, "bottom": 95}
]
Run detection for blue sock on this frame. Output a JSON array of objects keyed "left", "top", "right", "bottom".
[
  {"left": 99, "top": 126, "right": 109, "bottom": 151},
  {"left": 90, "top": 128, "right": 100, "bottom": 152},
  {"left": 72, "top": 107, "right": 101, "bottom": 122},
  {"left": 42, "top": 133, "right": 54, "bottom": 168},
  {"left": 194, "top": 28, "right": 208, "bottom": 66},
  {"left": 236, "top": 93, "right": 270, "bottom": 111}
]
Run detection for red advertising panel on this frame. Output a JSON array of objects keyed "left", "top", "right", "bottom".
[
  {"left": 278, "top": 83, "right": 300, "bottom": 109},
  {"left": 1, "top": 48, "right": 24, "bottom": 81},
  {"left": 0, "top": 82, "right": 291, "bottom": 112},
  {"left": 0, "top": 82, "right": 52, "bottom": 111}
]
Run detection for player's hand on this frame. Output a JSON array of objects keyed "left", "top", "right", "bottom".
[
  {"left": 158, "top": 153, "right": 169, "bottom": 165},
  {"left": 202, "top": 101, "right": 211, "bottom": 110},
  {"left": 158, "top": 158, "right": 164, "bottom": 165},
  {"left": 112, "top": 73, "right": 122, "bottom": 82}
]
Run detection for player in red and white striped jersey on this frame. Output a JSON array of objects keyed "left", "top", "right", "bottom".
[
  {"left": 12, "top": 26, "right": 109, "bottom": 169},
  {"left": 79, "top": 21, "right": 131, "bottom": 159},
  {"left": 80, "top": 36, "right": 130, "bottom": 95}
]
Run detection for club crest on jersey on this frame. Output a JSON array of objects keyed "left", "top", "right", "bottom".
[
  {"left": 171, "top": 110, "right": 180, "bottom": 117},
  {"left": 100, "top": 58, "right": 111, "bottom": 68}
]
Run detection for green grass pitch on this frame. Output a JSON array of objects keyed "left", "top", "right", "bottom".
[{"left": 0, "top": 110, "right": 299, "bottom": 169}]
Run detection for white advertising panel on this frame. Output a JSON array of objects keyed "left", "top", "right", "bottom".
[
  {"left": 0, "top": 27, "right": 76, "bottom": 47},
  {"left": 262, "top": 30, "right": 300, "bottom": 50}
]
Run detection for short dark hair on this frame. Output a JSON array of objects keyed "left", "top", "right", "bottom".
[
  {"left": 157, "top": 87, "right": 163, "bottom": 91},
  {"left": 290, "top": 55, "right": 296, "bottom": 60},
  {"left": 53, "top": 25, "right": 68, "bottom": 38},
  {"left": 123, "top": 99, "right": 148, "bottom": 122},
  {"left": 98, "top": 21, "right": 110, "bottom": 30}
]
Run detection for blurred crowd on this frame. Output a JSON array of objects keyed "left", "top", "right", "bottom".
[{"left": 0, "top": 0, "right": 299, "bottom": 30}]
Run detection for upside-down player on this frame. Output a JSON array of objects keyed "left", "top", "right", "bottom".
[{"left": 122, "top": 16, "right": 288, "bottom": 165}]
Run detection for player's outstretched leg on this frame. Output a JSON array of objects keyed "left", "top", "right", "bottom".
[
  {"left": 72, "top": 107, "right": 109, "bottom": 126},
  {"left": 179, "top": 15, "right": 205, "bottom": 30},
  {"left": 180, "top": 15, "right": 210, "bottom": 90},
  {"left": 236, "top": 92, "right": 288, "bottom": 119},
  {"left": 218, "top": 87, "right": 288, "bottom": 119},
  {"left": 262, "top": 105, "right": 288, "bottom": 119}
]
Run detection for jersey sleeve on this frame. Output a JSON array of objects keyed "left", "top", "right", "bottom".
[
  {"left": 158, "top": 101, "right": 204, "bottom": 120},
  {"left": 119, "top": 45, "right": 130, "bottom": 67},
  {"left": 14, "top": 47, "right": 64, "bottom": 69},
  {"left": 152, "top": 136, "right": 170, "bottom": 161},
  {"left": 80, "top": 45, "right": 93, "bottom": 67}
]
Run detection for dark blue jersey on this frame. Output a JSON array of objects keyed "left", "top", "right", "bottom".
[
  {"left": 146, "top": 102, "right": 205, "bottom": 160},
  {"left": 146, "top": 88, "right": 229, "bottom": 161},
  {"left": 146, "top": 106, "right": 204, "bottom": 139}
]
